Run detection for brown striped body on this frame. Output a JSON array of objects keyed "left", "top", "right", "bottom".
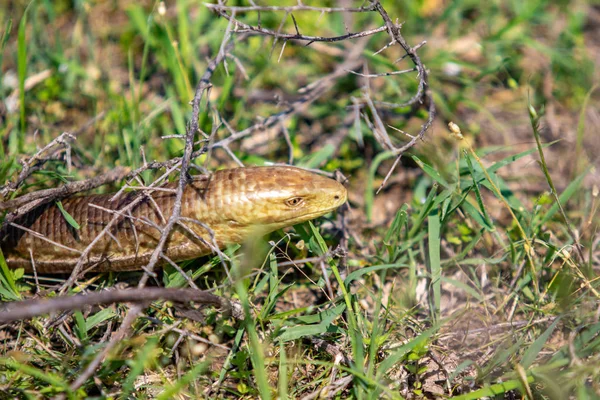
[{"left": 0, "top": 166, "right": 347, "bottom": 274}]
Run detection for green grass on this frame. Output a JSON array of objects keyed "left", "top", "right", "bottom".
[{"left": 1, "top": 0, "right": 599, "bottom": 398}]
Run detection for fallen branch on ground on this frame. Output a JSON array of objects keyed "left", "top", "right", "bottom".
[{"left": 0, "top": 287, "right": 243, "bottom": 324}]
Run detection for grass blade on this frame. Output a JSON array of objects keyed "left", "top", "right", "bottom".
[
  {"left": 365, "top": 150, "right": 395, "bottom": 222},
  {"left": 377, "top": 324, "right": 439, "bottom": 376},
  {"left": 427, "top": 207, "right": 441, "bottom": 322},
  {"left": 56, "top": 201, "right": 81, "bottom": 230},
  {"left": 450, "top": 376, "right": 534, "bottom": 400},
  {"left": 0, "top": 249, "right": 21, "bottom": 300},
  {"left": 234, "top": 262, "right": 272, "bottom": 399},
  {"left": 157, "top": 359, "right": 210, "bottom": 400},
  {"left": 539, "top": 168, "right": 588, "bottom": 226},
  {"left": 529, "top": 104, "right": 585, "bottom": 263},
  {"left": 0, "top": 357, "right": 75, "bottom": 399},
  {"left": 121, "top": 338, "right": 158, "bottom": 399},
  {"left": 464, "top": 152, "right": 493, "bottom": 229},
  {"left": 412, "top": 155, "right": 450, "bottom": 189},
  {"left": 0, "top": 18, "right": 12, "bottom": 73},
  {"left": 17, "top": 3, "right": 32, "bottom": 152},
  {"left": 521, "top": 317, "right": 561, "bottom": 369}
]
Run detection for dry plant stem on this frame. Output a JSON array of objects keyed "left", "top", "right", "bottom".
[
  {"left": 367, "top": 0, "right": 436, "bottom": 191},
  {"left": 565, "top": 255, "right": 600, "bottom": 298},
  {"left": 0, "top": 288, "right": 232, "bottom": 324},
  {"left": 205, "top": 3, "right": 377, "bottom": 13},
  {"left": 132, "top": 16, "right": 239, "bottom": 288},
  {"left": 68, "top": 29, "right": 238, "bottom": 392},
  {"left": 531, "top": 116, "right": 586, "bottom": 264},
  {"left": 364, "top": 91, "right": 395, "bottom": 151},
  {"left": 280, "top": 124, "right": 294, "bottom": 164},
  {"left": 132, "top": 86, "right": 207, "bottom": 288},
  {"left": 161, "top": 254, "right": 199, "bottom": 290},
  {"left": 226, "top": 17, "right": 388, "bottom": 44},
  {"left": 347, "top": 67, "right": 416, "bottom": 78},
  {"left": 373, "top": 0, "right": 428, "bottom": 108}
]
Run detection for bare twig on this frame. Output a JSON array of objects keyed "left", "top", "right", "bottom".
[
  {"left": 211, "top": 0, "right": 434, "bottom": 193},
  {"left": 367, "top": 0, "right": 436, "bottom": 192},
  {"left": 0, "top": 288, "right": 234, "bottom": 324},
  {"left": 227, "top": 16, "right": 387, "bottom": 44},
  {"left": 0, "top": 166, "right": 130, "bottom": 213},
  {"left": 346, "top": 67, "right": 416, "bottom": 78},
  {"left": 205, "top": 3, "right": 377, "bottom": 14}
]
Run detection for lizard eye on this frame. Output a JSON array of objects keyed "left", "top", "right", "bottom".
[{"left": 285, "top": 197, "right": 304, "bottom": 207}]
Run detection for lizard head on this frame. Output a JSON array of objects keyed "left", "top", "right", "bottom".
[{"left": 208, "top": 166, "right": 347, "bottom": 232}]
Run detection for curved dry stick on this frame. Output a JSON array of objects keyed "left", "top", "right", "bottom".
[
  {"left": 366, "top": 0, "right": 436, "bottom": 191},
  {"left": 373, "top": 0, "right": 430, "bottom": 109},
  {"left": 219, "top": 13, "right": 388, "bottom": 44},
  {"left": 205, "top": 3, "right": 377, "bottom": 13},
  {"left": 0, "top": 288, "right": 241, "bottom": 324}
]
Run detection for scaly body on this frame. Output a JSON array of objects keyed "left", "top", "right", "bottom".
[{"left": 0, "top": 166, "right": 347, "bottom": 274}]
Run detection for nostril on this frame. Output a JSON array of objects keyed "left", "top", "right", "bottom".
[{"left": 334, "top": 195, "right": 340, "bottom": 200}]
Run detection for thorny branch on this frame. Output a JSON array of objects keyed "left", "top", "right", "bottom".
[
  {"left": 216, "top": 10, "right": 389, "bottom": 45},
  {"left": 369, "top": 0, "right": 436, "bottom": 191},
  {"left": 204, "top": 3, "right": 377, "bottom": 13},
  {"left": 208, "top": 0, "right": 435, "bottom": 192}
]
